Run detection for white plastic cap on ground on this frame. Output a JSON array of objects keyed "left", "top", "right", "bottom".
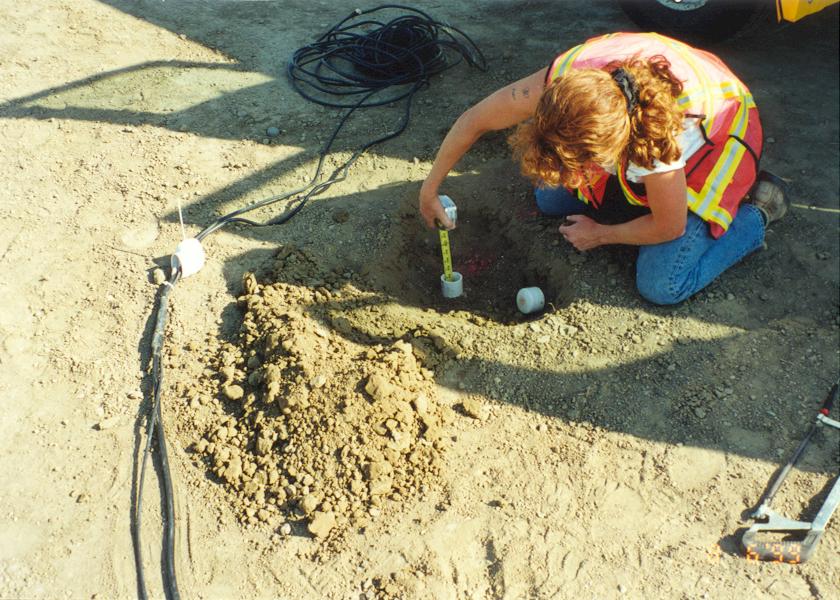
[
  {"left": 170, "top": 237, "right": 206, "bottom": 278},
  {"left": 516, "top": 286, "right": 545, "bottom": 314}
]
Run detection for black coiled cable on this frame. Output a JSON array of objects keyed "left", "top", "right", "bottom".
[
  {"left": 136, "top": 6, "right": 485, "bottom": 599},
  {"left": 196, "top": 3, "right": 485, "bottom": 238},
  {"left": 287, "top": 5, "right": 484, "bottom": 107}
]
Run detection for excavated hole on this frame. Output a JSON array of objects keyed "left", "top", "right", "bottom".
[{"left": 374, "top": 206, "right": 571, "bottom": 324}]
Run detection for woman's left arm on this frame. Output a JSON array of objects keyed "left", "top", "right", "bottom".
[{"left": 559, "top": 169, "right": 688, "bottom": 249}]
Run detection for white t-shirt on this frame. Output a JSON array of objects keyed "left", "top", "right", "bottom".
[{"left": 602, "top": 118, "right": 706, "bottom": 183}]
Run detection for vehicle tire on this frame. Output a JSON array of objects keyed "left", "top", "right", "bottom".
[{"left": 619, "top": 0, "right": 771, "bottom": 43}]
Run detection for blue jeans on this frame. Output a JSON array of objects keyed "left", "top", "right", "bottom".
[{"left": 535, "top": 186, "right": 766, "bottom": 305}]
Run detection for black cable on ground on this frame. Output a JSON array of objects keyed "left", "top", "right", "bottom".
[
  {"left": 195, "top": 3, "right": 485, "bottom": 239},
  {"left": 133, "top": 5, "right": 485, "bottom": 599},
  {"left": 133, "top": 271, "right": 181, "bottom": 600}
]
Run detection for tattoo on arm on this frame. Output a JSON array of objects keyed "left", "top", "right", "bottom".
[{"left": 511, "top": 86, "right": 530, "bottom": 101}]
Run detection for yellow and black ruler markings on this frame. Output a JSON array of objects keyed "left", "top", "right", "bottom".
[{"left": 438, "top": 228, "right": 454, "bottom": 282}]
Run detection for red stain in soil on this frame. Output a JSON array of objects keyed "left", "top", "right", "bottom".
[{"left": 460, "top": 253, "right": 496, "bottom": 277}]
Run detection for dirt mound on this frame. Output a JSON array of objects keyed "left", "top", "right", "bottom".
[{"left": 188, "top": 247, "right": 451, "bottom": 545}]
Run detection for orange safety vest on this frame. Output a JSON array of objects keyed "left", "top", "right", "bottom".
[{"left": 547, "top": 32, "right": 763, "bottom": 239}]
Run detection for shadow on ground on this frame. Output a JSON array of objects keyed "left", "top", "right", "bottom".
[{"left": 3, "top": 0, "right": 836, "bottom": 466}]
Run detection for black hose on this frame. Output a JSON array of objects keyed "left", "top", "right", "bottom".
[
  {"left": 195, "top": 3, "right": 485, "bottom": 240},
  {"left": 135, "top": 6, "right": 485, "bottom": 598},
  {"left": 134, "top": 272, "right": 181, "bottom": 600}
]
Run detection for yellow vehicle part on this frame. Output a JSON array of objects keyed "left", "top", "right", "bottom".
[{"left": 777, "top": 0, "right": 839, "bottom": 22}]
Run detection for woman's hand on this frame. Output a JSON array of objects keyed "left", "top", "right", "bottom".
[
  {"left": 558, "top": 214, "right": 605, "bottom": 251},
  {"left": 419, "top": 185, "right": 454, "bottom": 229},
  {"left": 578, "top": 170, "right": 687, "bottom": 247}
]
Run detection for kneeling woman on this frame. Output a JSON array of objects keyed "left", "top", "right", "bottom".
[{"left": 418, "top": 32, "right": 787, "bottom": 305}]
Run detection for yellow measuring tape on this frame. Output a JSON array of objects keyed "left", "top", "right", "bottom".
[{"left": 439, "top": 228, "right": 454, "bottom": 282}]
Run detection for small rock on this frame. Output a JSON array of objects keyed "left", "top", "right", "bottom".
[
  {"left": 366, "top": 460, "right": 393, "bottom": 480},
  {"left": 308, "top": 511, "right": 336, "bottom": 539},
  {"left": 332, "top": 209, "right": 350, "bottom": 223},
  {"left": 311, "top": 374, "right": 327, "bottom": 388},
  {"left": 560, "top": 325, "right": 579, "bottom": 337},
  {"left": 223, "top": 384, "right": 245, "bottom": 401},
  {"left": 266, "top": 126, "right": 281, "bottom": 137},
  {"left": 220, "top": 365, "right": 235, "bottom": 383},
  {"left": 461, "top": 397, "right": 487, "bottom": 420},
  {"left": 693, "top": 406, "right": 707, "bottom": 419},
  {"left": 223, "top": 456, "right": 242, "bottom": 482},
  {"left": 152, "top": 268, "right": 166, "bottom": 285},
  {"left": 412, "top": 393, "right": 429, "bottom": 414},
  {"left": 300, "top": 494, "right": 319, "bottom": 515},
  {"left": 369, "top": 477, "right": 393, "bottom": 496}
]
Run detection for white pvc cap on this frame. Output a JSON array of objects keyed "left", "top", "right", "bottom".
[
  {"left": 170, "top": 237, "right": 206, "bottom": 278},
  {"left": 516, "top": 287, "right": 545, "bottom": 314},
  {"left": 441, "top": 272, "right": 463, "bottom": 298}
]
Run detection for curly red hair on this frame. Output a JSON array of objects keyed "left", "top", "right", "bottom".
[{"left": 509, "top": 55, "right": 685, "bottom": 189}]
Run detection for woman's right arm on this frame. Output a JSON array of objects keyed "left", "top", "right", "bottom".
[{"left": 419, "top": 68, "right": 548, "bottom": 228}]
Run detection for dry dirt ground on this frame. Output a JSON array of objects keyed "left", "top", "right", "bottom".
[{"left": 1, "top": 1, "right": 838, "bottom": 599}]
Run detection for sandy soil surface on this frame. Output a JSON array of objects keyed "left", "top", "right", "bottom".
[{"left": 1, "top": 1, "right": 838, "bottom": 599}]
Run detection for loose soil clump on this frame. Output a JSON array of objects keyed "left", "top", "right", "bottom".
[{"left": 188, "top": 247, "right": 451, "bottom": 545}]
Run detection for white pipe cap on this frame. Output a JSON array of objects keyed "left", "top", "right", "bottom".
[
  {"left": 441, "top": 272, "right": 463, "bottom": 298},
  {"left": 516, "top": 287, "right": 545, "bottom": 314},
  {"left": 170, "top": 237, "right": 206, "bottom": 278}
]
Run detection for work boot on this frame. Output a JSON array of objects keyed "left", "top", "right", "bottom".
[{"left": 749, "top": 170, "right": 790, "bottom": 226}]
